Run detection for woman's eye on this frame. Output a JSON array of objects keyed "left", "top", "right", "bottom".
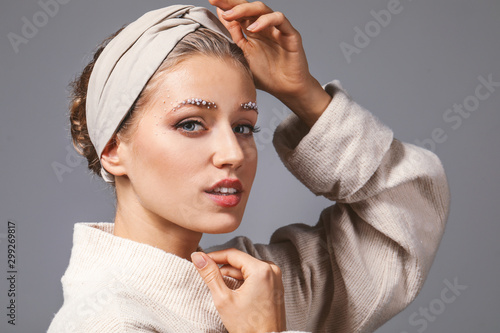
[
  {"left": 234, "top": 124, "right": 261, "bottom": 135},
  {"left": 176, "top": 120, "right": 204, "bottom": 132},
  {"left": 175, "top": 121, "right": 260, "bottom": 136}
]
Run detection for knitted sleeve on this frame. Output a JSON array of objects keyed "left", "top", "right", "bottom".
[{"left": 207, "top": 80, "right": 450, "bottom": 333}]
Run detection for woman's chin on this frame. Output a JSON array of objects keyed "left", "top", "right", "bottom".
[{"left": 200, "top": 218, "right": 242, "bottom": 234}]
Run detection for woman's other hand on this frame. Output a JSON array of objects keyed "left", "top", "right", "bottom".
[
  {"left": 208, "top": 0, "right": 332, "bottom": 128},
  {"left": 191, "top": 248, "right": 287, "bottom": 333}
]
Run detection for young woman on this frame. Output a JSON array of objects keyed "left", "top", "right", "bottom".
[{"left": 48, "top": 0, "right": 450, "bottom": 332}]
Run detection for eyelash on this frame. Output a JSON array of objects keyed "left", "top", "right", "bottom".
[{"left": 174, "top": 120, "right": 261, "bottom": 136}]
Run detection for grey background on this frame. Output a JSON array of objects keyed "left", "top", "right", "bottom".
[{"left": 1, "top": 0, "right": 499, "bottom": 332}]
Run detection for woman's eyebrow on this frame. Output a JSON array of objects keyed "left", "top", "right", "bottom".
[
  {"left": 165, "top": 98, "right": 217, "bottom": 115},
  {"left": 166, "top": 98, "right": 259, "bottom": 115}
]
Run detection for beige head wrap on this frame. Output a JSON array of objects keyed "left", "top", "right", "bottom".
[{"left": 86, "top": 5, "right": 233, "bottom": 183}]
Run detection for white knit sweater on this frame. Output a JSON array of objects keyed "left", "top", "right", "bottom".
[{"left": 47, "top": 80, "right": 450, "bottom": 332}]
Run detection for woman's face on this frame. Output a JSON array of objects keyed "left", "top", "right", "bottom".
[{"left": 117, "top": 55, "right": 258, "bottom": 234}]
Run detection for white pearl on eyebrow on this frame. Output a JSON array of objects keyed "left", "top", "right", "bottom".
[
  {"left": 170, "top": 98, "right": 217, "bottom": 112},
  {"left": 241, "top": 101, "right": 258, "bottom": 111}
]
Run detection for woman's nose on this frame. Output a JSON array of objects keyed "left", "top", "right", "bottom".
[{"left": 212, "top": 126, "right": 245, "bottom": 170}]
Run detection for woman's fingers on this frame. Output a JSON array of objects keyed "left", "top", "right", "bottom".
[
  {"left": 219, "top": 264, "right": 245, "bottom": 280},
  {"left": 246, "top": 11, "right": 296, "bottom": 35},
  {"left": 221, "top": 2, "right": 296, "bottom": 35},
  {"left": 196, "top": 248, "right": 287, "bottom": 332},
  {"left": 211, "top": 0, "right": 299, "bottom": 57},
  {"left": 221, "top": 1, "right": 273, "bottom": 21},
  {"left": 207, "top": 248, "right": 281, "bottom": 280},
  {"left": 216, "top": 7, "right": 246, "bottom": 46},
  {"left": 191, "top": 252, "right": 228, "bottom": 296},
  {"left": 207, "top": 248, "right": 262, "bottom": 272},
  {"left": 209, "top": 0, "right": 247, "bottom": 11}
]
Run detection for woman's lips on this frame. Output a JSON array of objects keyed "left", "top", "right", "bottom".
[
  {"left": 204, "top": 191, "right": 242, "bottom": 207},
  {"left": 205, "top": 178, "right": 243, "bottom": 193},
  {"left": 204, "top": 178, "right": 243, "bottom": 207}
]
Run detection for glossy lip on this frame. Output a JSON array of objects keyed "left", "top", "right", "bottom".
[
  {"left": 204, "top": 192, "right": 242, "bottom": 208},
  {"left": 204, "top": 178, "right": 243, "bottom": 208}
]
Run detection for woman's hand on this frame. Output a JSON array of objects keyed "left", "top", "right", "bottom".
[
  {"left": 208, "top": 0, "right": 332, "bottom": 128},
  {"left": 191, "top": 248, "right": 287, "bottom": 333}
]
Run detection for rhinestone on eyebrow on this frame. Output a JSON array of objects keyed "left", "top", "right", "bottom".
[
  {"left": 170, "top": 98, "right": 217, "bottom": 112},
  {"left": 241, "top": 101, "right": 258, "bottom": 112}
]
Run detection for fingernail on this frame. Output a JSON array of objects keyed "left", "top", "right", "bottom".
[
  {"left": 191, "top": 252, "right": 207, "bottom": 269},
  {"left": 222, "top": 9, "right": 233, "bottom": 16},
  {"left": 247, "top": 22, "right": 259, "bottom": 31}
]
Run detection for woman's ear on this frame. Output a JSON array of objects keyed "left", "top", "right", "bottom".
[{"left": 100, "top": 136, "right": 127, "bottom": 177}]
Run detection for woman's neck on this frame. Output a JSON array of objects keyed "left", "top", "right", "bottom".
[{"left": 113, "top": 192, "right": 203, "bottom": 262}]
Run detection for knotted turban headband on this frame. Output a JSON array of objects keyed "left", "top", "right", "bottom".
[{"left": 86, "top": 5, "right": 234, "bottom": 183}]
